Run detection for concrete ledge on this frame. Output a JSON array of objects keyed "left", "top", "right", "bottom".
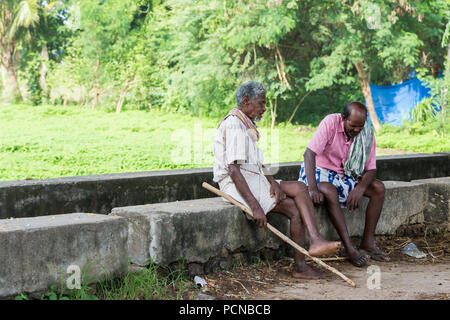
[
  {"left": 0, "top": 213, "right": 128, "bottom": 298},
  {"left": 373, "top": 153, "right": 449, "bottom": 181},
  {"left": 110, "top": 199, "right": 289, "bottom": 266},
  {"left": 313, "top": 181, "right": 428, "bottom": 240},
  {"left": 111, "top": 180, "right": 428, "bottom": 267},
  {"left": 411, "top": 177, "right": 449, "bottom": 224},
  {"left": 1, "top": 153, "right": 448, "bottom": 219},
  {"left": 0, "top": 179, "right": 436, "bottom": 297}
]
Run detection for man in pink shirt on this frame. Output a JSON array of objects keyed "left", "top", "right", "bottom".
[{"left": 300, "top": 102, "right": 390, "bottom": 267}]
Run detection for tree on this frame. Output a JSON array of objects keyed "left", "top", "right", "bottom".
[
  {"left": 18, "top": 1, "right": 73, "bottom": 105},
  {"left": 153, "top": 0, "right": 299, "bottom": 122},
  {"left": 305, "top": 0, "right": 426, "bottom": 132},
  {"left": 0, "top": 0, "right": 39, "bottom": 102}
]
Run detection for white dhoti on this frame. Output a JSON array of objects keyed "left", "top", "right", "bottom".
[{"left": 218, "top": 172, "right": 281, "bottom": 216}]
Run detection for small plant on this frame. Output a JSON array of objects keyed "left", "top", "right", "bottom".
[
  {"left": 410, "top": 97, "right": 437, "bottom": 123},
  {"left": 93, "top": 259, "right": 191, "bottom": 300},
  {"left": 250, "top": 255, "right": 271, "bottom": 268},
  {"left": 14, "top": 293, "right": 30, "bottom": 300}
]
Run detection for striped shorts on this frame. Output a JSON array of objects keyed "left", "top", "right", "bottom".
[{"left": 299, "top": 166, "right": 358, "bottom": 208}]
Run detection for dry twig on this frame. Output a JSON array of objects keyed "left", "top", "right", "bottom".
[{"left": 232, "top": 279, "right": 250, "bottom": 295}]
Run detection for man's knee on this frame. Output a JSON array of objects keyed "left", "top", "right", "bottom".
[
  {"left": 275, "top": 197, "right": 300, "bottom": 221},
  {"left": 318, "top": 182, "right": 338, "bottom": 200},
  {"left": 371, "top": 180, "right": 385, "bottom": 198},
  {"left": 293, "top": 181, "right": 308, "bottom": 196}
]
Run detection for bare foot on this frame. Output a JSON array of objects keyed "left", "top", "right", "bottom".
[
  {"left": 292, "top": 263, "right": 325, "bottom": 279},
  {"left": 308, "top": 239, "right": 341, "bottom": 257}
]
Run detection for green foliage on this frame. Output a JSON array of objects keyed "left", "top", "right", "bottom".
[
  {"left": 13, "top": 259, "right": 191, "bottom": 300},
  {"left": 21, "top": 52, "right": 42, "bottom": 105},
  {"left": 41, "top": 284, "right": 99, "bottom": 300},
  {"left": 378, "top": 120, "right": 449, "bottom": 151},
  {"left": 95, "top": 259, "right": 190, "bottom": 300},
  {"left": 0, "top": 0, "right": 40, "bottom": 101},
  {"left": 409, "top": 77, "right": 449, "bottom": 137},
  {"left": 409, "top": 14, "right": 449, "bottom": 138},
  {"left": 14, "top": 293, "right": 30, "bottom": 300},
  {"left": 306, "top": 0, "right": 427, "bottom": 90},
  {"left": 1, "top": 1, "right": 449, "bottom": 134},
  {"left": 411, "top": 97, "right": 437, "bottom": 123},
  {"left": 152, "top": 0, "right": 299, "bottom": 118}
]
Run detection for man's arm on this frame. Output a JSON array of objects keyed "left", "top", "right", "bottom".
[
  {"left": 262, "top": 165, "right": 286, "bottom": 205},
  {"left": 347, "top": 136, "right": 377, "bottom": 211},
  {"left": 346, "top": 169, "right": 376, "bottom": 211},
  {"left": 228, "top": 162, "right": 267, "bottom": 227},
  {"left": 303, "top": 148, "right": 324, "bottom": 204}
]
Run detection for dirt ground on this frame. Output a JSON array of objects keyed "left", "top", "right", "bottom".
[{"left": 193, "top": 226, "right": 450, "bottom": 300}]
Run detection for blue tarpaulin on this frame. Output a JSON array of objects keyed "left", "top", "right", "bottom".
[{"left": 369, "top": 77, "right": 431, "bottom": 125}]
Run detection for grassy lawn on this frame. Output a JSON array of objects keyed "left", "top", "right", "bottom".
[{"left": 0, "top": 103, "right": 448, "bottom": 181}]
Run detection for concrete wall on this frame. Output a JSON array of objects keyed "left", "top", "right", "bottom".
[
  {"left": 110, "top": 181, "right": 430, "bottom": 269},
  {"left": 1, "top": 175, "right": 448, "bottom": 298},
  {"left": 1, "top": 153, "right": 448, "bottom": 219},
  {"left": 411, "top": 177, "right": 450, "bottom": 225},
  {"left": 0, "top": 213, "right": 128, "bottom": 299}
]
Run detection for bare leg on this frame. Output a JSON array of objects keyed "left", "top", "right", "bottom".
[
  {"left": 317, "top": 182, "right": 368, "bottom": 265},
  {"left": 271, "top": 197, "right": 324, "bottom": 279},
  {"left": 359, "top": 180, "right": 390, "bottom": 261},
  {"left": 277, "top": 181, "right": 340, "bottom": 257}
]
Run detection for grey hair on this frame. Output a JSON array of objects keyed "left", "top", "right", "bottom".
[{"left": 235, "top": 81, "right": 266, "bottom": 108}]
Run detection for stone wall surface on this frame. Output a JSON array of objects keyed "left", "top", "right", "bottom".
[
  {"left": 111, "top": 180, "right": 430, "bottom": 267},
  {"left": 411, "top": 177, "right": 449, "bottom": 224},
  {"left": 0, "top": 153, "right": 448, "bottom": 298},
  {"left": 0, "top": 213, "right": 128, "bottom": 298}
]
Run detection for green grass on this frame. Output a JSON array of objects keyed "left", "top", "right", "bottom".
[
  {"left": 15, "top": 260, "right": 194, "bottom": 300},
  {"left": 376, "top": 121, "right": 449, "bottom": 152},
  {"left": 0, "top": 103, "right": 448, "bottom": 181}
]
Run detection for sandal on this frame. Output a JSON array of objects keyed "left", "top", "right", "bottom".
[
  {"left": 348, "top": 252, "right": 370, "bottom": 267},
  {"left": 360, "top": 247, "right": 391, "bottom": 262}
]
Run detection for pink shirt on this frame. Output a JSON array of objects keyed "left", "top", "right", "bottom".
[{"left": 307, "top": 113, "right": 376, "bottom": 174}]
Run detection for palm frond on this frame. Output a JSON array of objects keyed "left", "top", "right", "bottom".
[{"left": 8, "top": 0, "right": 39, "bottom": 40}]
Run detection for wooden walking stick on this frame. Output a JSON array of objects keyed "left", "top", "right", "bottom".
[{"left": 202, "top": 182, "right": 356, "bottom": 288}]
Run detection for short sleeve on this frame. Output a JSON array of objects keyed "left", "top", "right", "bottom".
[
  {"left": 307, "top": 115, "right": 335, "bottom": 155},
  {"left": 223, "top": 117, "right": 249, "bottom": 164},
  {"left": 364, "top": 136, "right": 377, "bottom": 171}
]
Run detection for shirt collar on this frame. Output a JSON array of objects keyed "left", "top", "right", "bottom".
[{"left": 337, "top": 114, "right": 345, "bottom": 133}]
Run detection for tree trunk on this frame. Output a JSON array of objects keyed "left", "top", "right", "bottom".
[
  {"left": 91, "top": 59, "right": 100, "bottom": 110},
  {"left": 40, "top": 43, "right": 49, "bottom": 95},
  {"left": 354, "top": 61, "right": 381, "bottom": 133},
  {"left": 0, "top": 64, "right": 7, "bottom": 92},
  {"left": 116, "top": 80, "right": 129, "bottom": 114},
  {"left": 287, "top": 91, "right": 311, "bottom": 124},
  {"left": 116, "top": 77, "right": 136, "bottom": 113},
  {"left": 270, "top": 99, "right": 277, "bottom": 129},
  {"left": 92, "top": 82, "right": 99, "bottom": 110},
  {"left": 1, "top": 47, "right": 22, "bottom": 102},
  {"left": 275, "top": 46, "right": 291, "bottom": 89}
]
